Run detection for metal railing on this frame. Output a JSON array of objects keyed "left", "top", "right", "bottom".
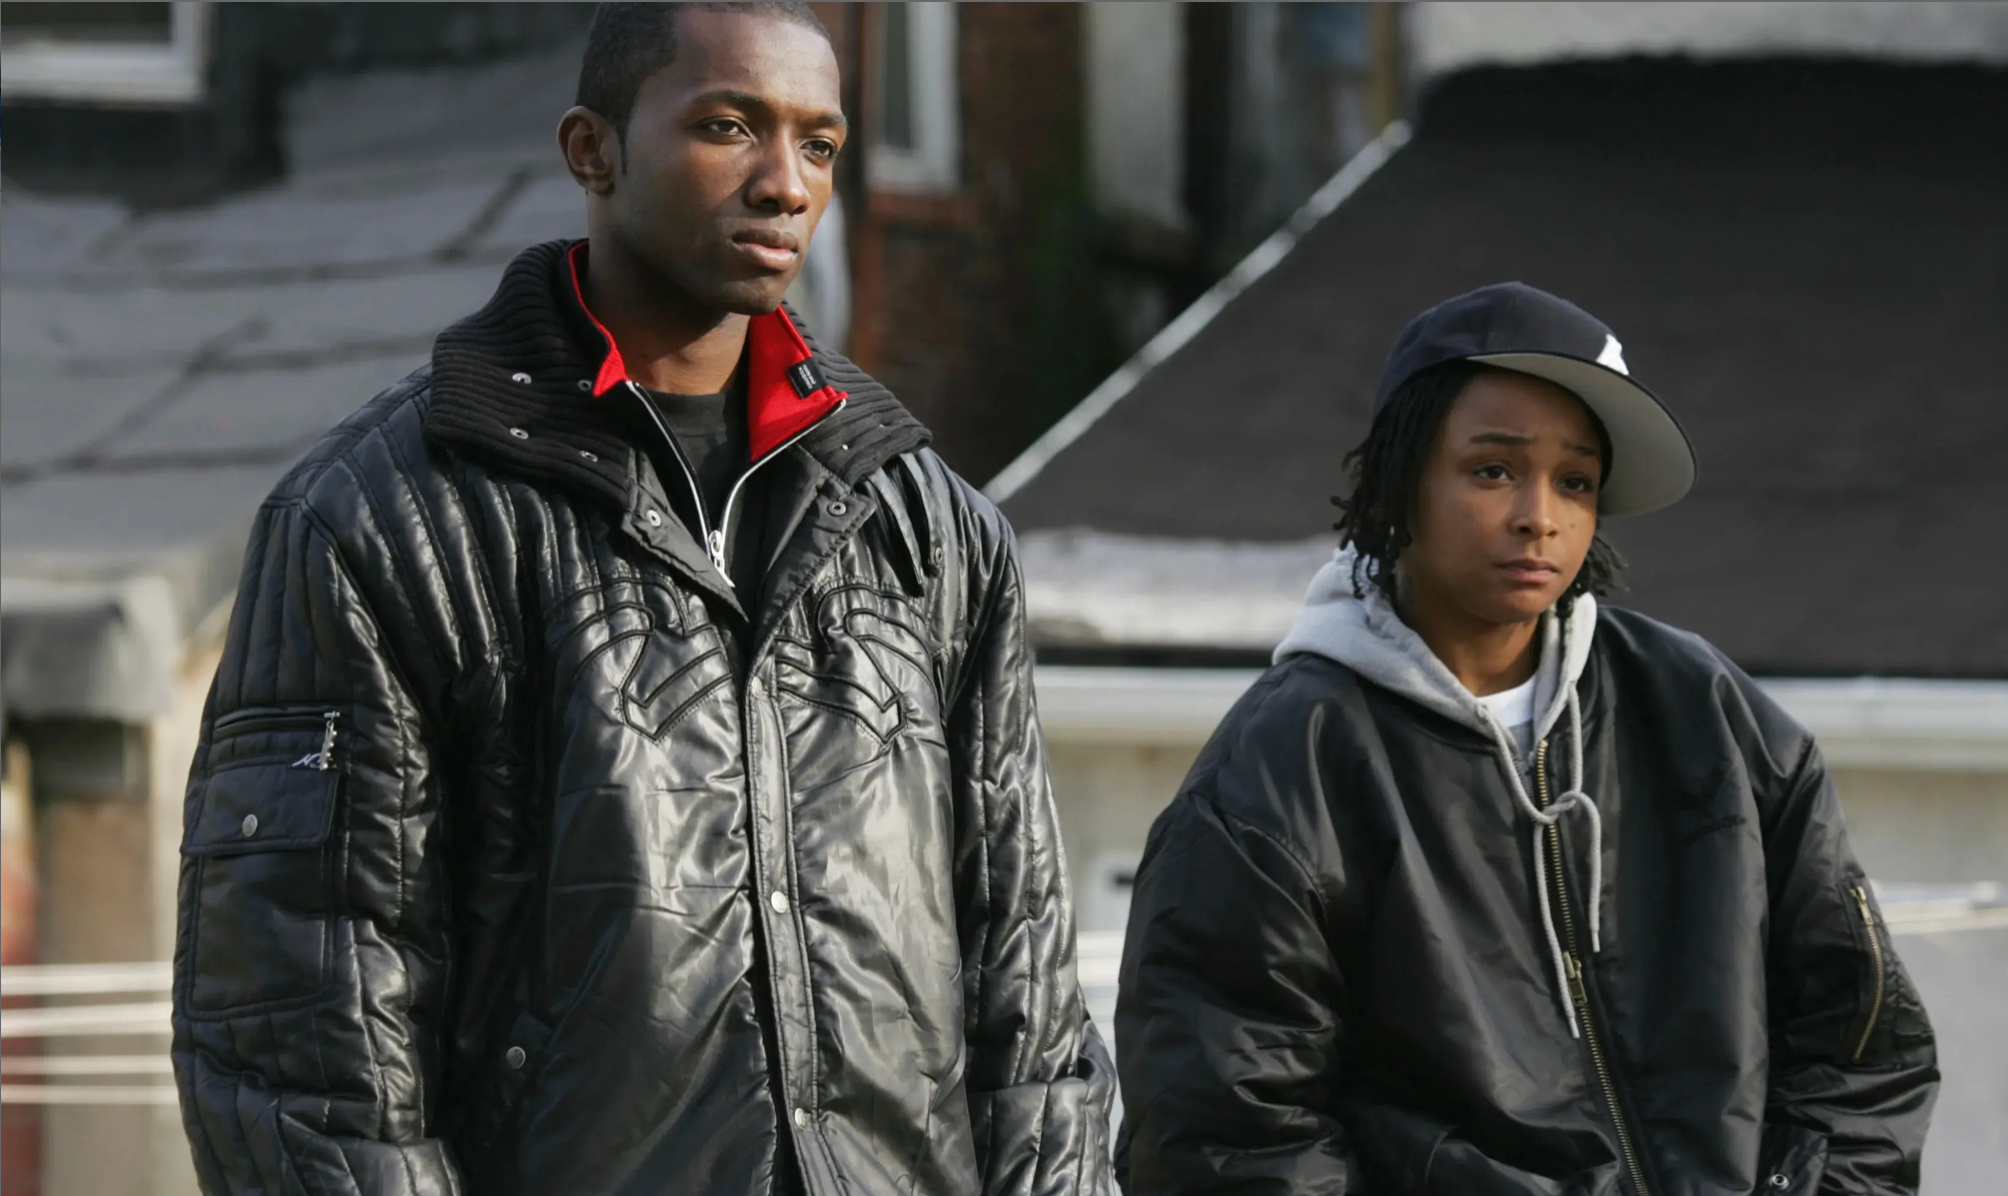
[{"left": 1, "top": 960, "right": 174, "bottom": 1106}]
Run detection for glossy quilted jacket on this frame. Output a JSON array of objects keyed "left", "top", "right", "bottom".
[{"left": 170, "top": 242, "right": 1113, "bottom": 1195}]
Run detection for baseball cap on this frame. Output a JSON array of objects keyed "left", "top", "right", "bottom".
[{"left": 1373, "top": 282, "right": 1696, "bottom": 516}]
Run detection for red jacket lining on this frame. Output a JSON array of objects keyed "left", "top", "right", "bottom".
[{"left": 564, "top": 241, "right": 846, "bottom": 462}]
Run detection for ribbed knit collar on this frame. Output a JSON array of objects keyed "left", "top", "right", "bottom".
[{"left": 425, "top": 239, "right": 928, "bottom": 510}]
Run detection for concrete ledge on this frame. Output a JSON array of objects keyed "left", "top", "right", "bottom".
[
  {"left": 1761, "top": 678, "right": 2008, "bottom": 772},
  {"left": 1035, "top": 665, "right": 2008, "bottom": 771}
]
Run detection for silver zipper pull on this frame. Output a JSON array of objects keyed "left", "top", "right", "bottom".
[
  {"left": 706, "top": 528, "right": 733, "bottom": 586},
  {"left": 291, "top": 712, "right": 338, "bottom": 770}
]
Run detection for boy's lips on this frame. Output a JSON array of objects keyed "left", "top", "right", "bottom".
[
  {"left": 1499, "top": 557, "right": 1561, "bottom": 584},
  {"left": 730, "top": 229, "right": 800, "bottom": 272}
]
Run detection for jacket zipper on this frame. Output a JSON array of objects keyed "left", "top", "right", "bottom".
[
  {"left": 211, "top": 708, "right": 339, "bottom": 760},
  {"left": 1851, "top": 884, "right": 1885, "bottom": 1063},
  {"left": 288, "top": 711, "right": 339, "bottom": 770},
  {"left": 1538, "top": 739, "right": 1651, "bottom": 1196},
  {"left": 626, "top": 381, "right": 848, "bottom": 587},
  {"left": 714, "top": 396, "right": 849, "bottom": 568},
  {"left": 627, "top": 381, "right": 729, "bottom": 583}
]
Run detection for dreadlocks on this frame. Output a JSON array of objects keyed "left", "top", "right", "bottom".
[{"left": 1331, "top": 360, "right": 1627, "bottom": 604}]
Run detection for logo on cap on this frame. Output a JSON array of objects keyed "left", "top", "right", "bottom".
[{"left": 1597, "top": 334, "right": 1629, "bottom": 375}]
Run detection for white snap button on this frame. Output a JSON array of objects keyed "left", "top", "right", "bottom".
[
  {"left": 1769, "top": 1177, "right": 1789, "bottom": 1190},
  {"left": 576, "top": 379, "right": 592, "bottom": 392},
  {"left": 504, "top": 1046, "right": 526, "bottom": 1069},
  {"left": 511, "top": 372, "right": 532, "bottom": 385},
  {"left": 769, "top": 890, "right": 791, "bottom": 914},
  {"left": 509, "top": 427, "right": 530, "bottom": 440},
  {"left": 792, "top": 1107, "right": 810, "bottom": 1129},
  {"left": 828, "top": 501, "right": 847, "bottom": 517},
  {"left": 241, "top": 814, "right": 258, "bottom": 837},
  {"left": 645, "top": 509, "right": 663, "bottom": 528},
  {"left": 579, "top": 449, "right": 599, "bottom": 462}
]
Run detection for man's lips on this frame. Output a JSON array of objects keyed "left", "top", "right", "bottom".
[
  {"left": 1499, "top": 558, "right": 1562, "bottom": 584},
  {"left": 730, "top": 229, "right": 801, "bottom": 272}
]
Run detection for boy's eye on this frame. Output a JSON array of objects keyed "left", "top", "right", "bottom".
[{"left": 1475, "top": 464, "right": 1510, "bottom": 480}]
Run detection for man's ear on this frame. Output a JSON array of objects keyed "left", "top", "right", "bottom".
[{"left": 559, "top": 106, "right": 620, "bottom": 195}]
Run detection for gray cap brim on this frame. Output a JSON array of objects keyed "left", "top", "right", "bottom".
[{"left": 1470, "top": 352, "right": 1696, "bottom": 516}]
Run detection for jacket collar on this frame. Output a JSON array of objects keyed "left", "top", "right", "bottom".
[
  {"left": 558, "top": 242, "right": 850, "bottom": 464},
  {"left": 425, "top": 240, "right": 928, "bottom": 510}
]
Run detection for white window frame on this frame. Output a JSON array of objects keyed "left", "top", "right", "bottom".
[
  {"left": 867, "top": 2, "right": 960, "bottom": 194},
  {"left": 1, "top": 2, "right": 210, "bottom": 106}
]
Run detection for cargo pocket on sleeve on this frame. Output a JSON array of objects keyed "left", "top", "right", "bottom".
[{"left": 182, "top": 711, "right": 344, "bottom": 1014}]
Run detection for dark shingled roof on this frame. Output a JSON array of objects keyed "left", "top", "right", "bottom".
[{"left": 1002, "top": 59, "right": 2008, "bottom": 678}]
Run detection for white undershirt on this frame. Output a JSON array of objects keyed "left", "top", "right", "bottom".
[{"left": 1475, "top": 676, "right": 1537, "bottom": 760}]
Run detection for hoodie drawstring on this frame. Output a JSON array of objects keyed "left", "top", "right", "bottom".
[{"left": 1480, "top": 686, "right": 1602, "bottom": 1037}]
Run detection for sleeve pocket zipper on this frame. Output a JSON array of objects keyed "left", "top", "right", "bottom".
[
  {"left": 185, "top": 709, "right": 342, "bottom": 857},
  {"left": 211, "top": 708, "right": 340, "bottom": 770},
  {"left": 1851, "top": 883, "right": 1886, "bottom": 1063},
  {"left": 293, "top": 711, "right": 340, "bottom": 770}
]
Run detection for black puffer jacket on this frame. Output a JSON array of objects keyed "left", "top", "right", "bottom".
[
  {"left": 171, "top": 241, "right": 1113, "bottom": 1196},
  {"left": 1116, "top": 556, "right": 1936, "bottom": 1195}
]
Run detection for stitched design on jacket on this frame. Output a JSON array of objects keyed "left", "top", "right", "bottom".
[
  {"left": 555, "top": 582, "right": 734, "bottom": 741},
  {"left": 773, "top": 582, "right": 938, "bottom": 744}
]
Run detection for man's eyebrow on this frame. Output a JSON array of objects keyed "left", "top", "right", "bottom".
[
  {"left": 1466, "top": 431, "right": 1603, "bottom": 458},
  {"left": 686, "top": 88, "right": 848, "bottom": 129}
]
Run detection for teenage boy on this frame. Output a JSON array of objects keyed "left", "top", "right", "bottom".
[
  {"left": 1115, "top": 283, "right": 1936, "bottom": 1194},
  {"left": 170, "top": 6, "right": 1111, "bottom": 1194}
]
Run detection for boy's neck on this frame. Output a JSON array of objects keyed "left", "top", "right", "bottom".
[{"left": 1398, "top": 575, "right": 1541, "bottom": 698}]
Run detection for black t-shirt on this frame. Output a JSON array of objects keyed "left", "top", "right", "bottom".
[
  {"left": 644, "top": 368, "right": 746, "bottom": 530},
  {"left": 634, "top": 366, "right": 772, "bottom": 601}
]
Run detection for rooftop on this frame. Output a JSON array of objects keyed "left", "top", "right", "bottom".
[
  {"left": 0, "top": 39, "right": 589, "bottom": 722},
  {"left": 999, "top": 59, "right": 2008, "bottom": 677}
]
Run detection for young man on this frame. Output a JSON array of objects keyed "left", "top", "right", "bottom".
[
  {"left": 170, "top": 6, "right": 1111, "bottom": 1194},
  {"left": 1115, "top": 284, "right": 1937, "bottom": 1194}
]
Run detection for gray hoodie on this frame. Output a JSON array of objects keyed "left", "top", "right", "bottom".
[{"left": 1273, "top": 545, "right": 1606, "bottom": 1036}]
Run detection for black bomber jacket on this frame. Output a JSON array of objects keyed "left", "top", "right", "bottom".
[
  {"left": 1115, "top": 582, "right": 1938, "bottom": 1196},
  {"left": 171, "top": 241, "right": 1114, "bottom": 1196}
]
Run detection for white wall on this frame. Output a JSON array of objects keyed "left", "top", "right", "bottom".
[
  {"left": 1047, "top": 737, "right": 2008, "bottom": 936},
  {"left": 1084, "top": 2, "right": 1188, "bottom": 234},
  {"left": 1828, "top": 767, "right": 2008, "bottom": 884},
  {"left": 1411, "top": 1, "right": 2008, "bottom": 79},
  {"left": 1049, "top": 740, "right": 1199, "bottom": 934}
]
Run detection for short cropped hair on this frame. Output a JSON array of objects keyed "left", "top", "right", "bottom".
[
  {"left": 576, "top": 2, "right": 828, "bottom": 140},
  {"left": 1331, "top": 360, "right": 1627, "bottom": 604}
]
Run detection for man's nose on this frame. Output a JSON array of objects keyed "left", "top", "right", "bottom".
[{"left": 747, "top": 139, "right": 812, "bottom": 214}]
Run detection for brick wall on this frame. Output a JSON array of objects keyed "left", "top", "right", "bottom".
[{"left": 846, "top": 3, "right": 1114, "bottom": 485}]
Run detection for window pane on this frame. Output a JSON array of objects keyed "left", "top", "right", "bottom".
[
  {"left": 0, "top": 3, "right": 174, "bottom": 47},
  {"left": 880, "top": 3, "right": 915, "bottom": 150}
]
